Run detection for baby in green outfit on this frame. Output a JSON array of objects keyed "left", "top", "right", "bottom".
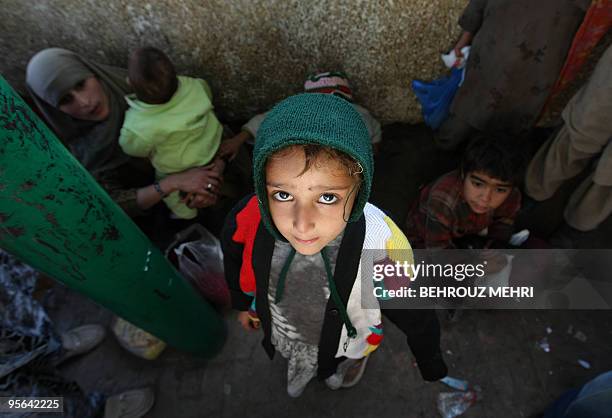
[{"left": 119, "top": 47, "right": 224, "bottom": 219}]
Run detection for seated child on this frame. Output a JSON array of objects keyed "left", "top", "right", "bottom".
[
  {"left": 405, "top": 134, "right": 525, "bottom": 273},
  {"left": 221, "top": 93, "right": 446, "bottom": 398},
  {"left": 403, "top": 135, "right": 529, "bottom": 317},
  {"left": 119, "top": 47, "right": 225, "bottom": 219},
  {"left": 217, "top": 71, "right": 382, "bottom": 162}
]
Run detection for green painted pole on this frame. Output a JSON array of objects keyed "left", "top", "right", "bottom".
[{"left": 0, "top": 76, "right": 225, "bottom": 357}]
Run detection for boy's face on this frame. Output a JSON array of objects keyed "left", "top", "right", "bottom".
[
  {"left": 462, "top": 170, "right": 513, "bottom": 214},
  {"left": 265, "top": 148, "right": 359, "bottom": 256}
]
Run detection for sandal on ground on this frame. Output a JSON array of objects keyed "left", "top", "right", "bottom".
[
  {"left": 341, "top": 355, "right": 370, "bottom": 388},
  {"left": 104, "top": 388, "right": 155, "bottom": 418},
  {"left": 59, "top": 324, "right": 106, "bottom": 362},
  {"left": 324, "top": 373, "right": 343, "bottom": 390}
]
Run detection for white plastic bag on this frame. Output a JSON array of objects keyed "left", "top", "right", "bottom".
[{"left": 169, "top": 224, "right": 230, "bottom": 310}]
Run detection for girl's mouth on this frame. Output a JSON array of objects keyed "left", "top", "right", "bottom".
[
  {"left": 294, "top": 236, "right": 319, "bottom": 245},
  {"left": 90, "top": 103, "right": 101, "bottom": 116}
]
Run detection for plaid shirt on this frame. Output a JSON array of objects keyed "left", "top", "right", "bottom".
[{"left": 405, "top": 170, "right": 521, "bottom": 249}]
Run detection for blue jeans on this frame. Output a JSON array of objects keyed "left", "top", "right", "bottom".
[{"left": 544, "top": 371, "right": 612, "bottom": 418}]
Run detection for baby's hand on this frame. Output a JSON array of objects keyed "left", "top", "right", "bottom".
[
  {"left": 237, "top": 311, "right": 260, "bottom": 331},
  {"left": 211, "top": 157, "right": 227, "bottom": 175}
]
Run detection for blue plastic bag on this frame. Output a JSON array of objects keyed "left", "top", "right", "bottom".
[{"left": 412, "top": 67, "right": 464, "bottom": 130}]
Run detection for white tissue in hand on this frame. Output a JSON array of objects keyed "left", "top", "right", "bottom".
[{"left": 441, "top": 46, "right": 471, "bottom": 69}]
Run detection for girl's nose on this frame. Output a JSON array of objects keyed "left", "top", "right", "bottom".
[
  {"left": 72, "top": 90, "right": 89, "bottom": 107},
  {"left": 293, "top": 203, "right": 315, "bottom": 234}
]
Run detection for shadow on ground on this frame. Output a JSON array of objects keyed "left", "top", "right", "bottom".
[{"left": 49, "top": 123, "right": 612, "bottom": 418}]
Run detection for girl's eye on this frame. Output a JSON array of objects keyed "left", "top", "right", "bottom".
[
  {"left": 74, "top": 79, "right": 86, "bottom": 90},
  {"left": 58, "top": 94, "right": 74, "bottom": 107},
  {"left": 272, "top": 191, "right": 293, "bottom": 202},
  {"left": 496, "top": 187, "right": 509, "bottom": 194},
  {"left": 318, "top": 194, "right": 338, "bottom": 204}
]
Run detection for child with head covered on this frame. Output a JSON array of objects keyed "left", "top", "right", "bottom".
[
  {"left": 221, "top": 93, "right": 446, "bottom": 397},
  {"left": 119, "top": 46, "right": 227, "bottom": 219},
  {"left": 216, "top": 71, "right": 382, "bottom": 162}
]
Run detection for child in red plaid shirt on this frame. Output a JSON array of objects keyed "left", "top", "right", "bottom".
[
  {"left": 405, "top": 135, "right": 525, "bottom": 258},
  {"left": 405, "top": 136, "right": 553, "bottom": 311}
]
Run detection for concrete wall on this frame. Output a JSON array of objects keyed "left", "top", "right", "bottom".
[{"left": 1, "top": 0, "right": 467, "bottom": 123}]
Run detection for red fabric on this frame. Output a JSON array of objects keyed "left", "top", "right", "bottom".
[
  {"left": 307, "top": 85, "right": 353, "bottom": 98},
  {"left": 538, "top": 0, "right": 612, "bottom": 121},
  {"left": 232, "top": 196, "right": 261, "bottom": 294},
  {"left": 367, "top": 333, "right": 383, "bottom": 346}
]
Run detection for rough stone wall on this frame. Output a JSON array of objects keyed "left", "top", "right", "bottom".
[{"left": 1, "top": 0, "right": 467, "bottom": 123}]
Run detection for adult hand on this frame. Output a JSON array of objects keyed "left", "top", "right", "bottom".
[
  {"left": 138, "top": 165, "right": 223, "bottom": 211},
  {"left": 454, "top": 31, "right": 473, "bottom": 58},
  {"left": 237, "top": 311, "right": 261, "bottom": 331},
  {"left": 170, "top": 165, "right": 223, "bottom": 196},
  {"left": 181, "top": 190, "right": 219, "bottom": 209}
]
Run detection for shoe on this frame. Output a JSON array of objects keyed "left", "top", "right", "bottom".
[
  {"left": 104, "top": 388, "right": 155, "bottom": 418},
  {"left": 341, "top": 355, "right": 370, "bottom": 388},
  {"left": 286, "top": 382, "right": 308, "bottom": 398},
  {"left": 324, "top": 373, "right": 343, "bottom": 390},
  {"left": 59, "top": 324, "right": 106, "bottom": 362}
]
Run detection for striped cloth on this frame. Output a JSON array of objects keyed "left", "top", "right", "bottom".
[{"left": 304, "top": 71, "right": 354, "bottom": 102}]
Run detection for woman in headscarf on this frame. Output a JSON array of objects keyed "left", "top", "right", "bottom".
[{"left": 26, "top": 48, "right": 223, "bottom": 228}]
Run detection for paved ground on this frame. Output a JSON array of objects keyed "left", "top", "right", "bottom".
[
  {"left": 48, "top": 123, "right": 612, "bottom": 418},
  {"left": 49, "top": 290, "right": 612, "bottom": 418}
]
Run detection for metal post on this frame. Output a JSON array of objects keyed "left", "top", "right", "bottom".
[{"left": 0, "top": 76, "right": 225, "bottom": 357}]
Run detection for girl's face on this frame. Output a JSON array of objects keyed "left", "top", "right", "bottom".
[
  {"left": 58, "top": 76, "right": 110, "bottom": 121},
  {"left": 265, "top": 147, "right": 359, "bottom": 255},
  {"left": 462, "top": 170, "right": 512, "bottom": 214}
]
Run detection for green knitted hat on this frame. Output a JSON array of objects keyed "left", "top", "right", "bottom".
[{"left": 254, "top": 93, "right": 373, "bottom": 238}]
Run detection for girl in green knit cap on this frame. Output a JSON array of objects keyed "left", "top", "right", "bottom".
[{"left": 221, "top": 93, "right": 447, "bottom": 397}]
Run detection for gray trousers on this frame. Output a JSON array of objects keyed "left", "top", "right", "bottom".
[{"left": 526, "top": 45, "right": 612, "bottom": 231}]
